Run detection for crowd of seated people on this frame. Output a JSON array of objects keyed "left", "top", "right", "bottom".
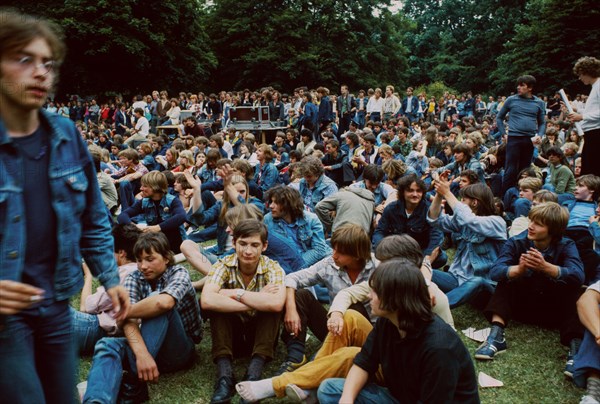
[{"left": 65, "top": 81, "right": 600, "bottom": 404}]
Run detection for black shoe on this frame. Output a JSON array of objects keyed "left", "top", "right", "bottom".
[
  {"left": 118, "top": 372, "right": 149, "bottom": 404},
  {"left": 211, "top": 375, "right": 236, "bottom": 404}
]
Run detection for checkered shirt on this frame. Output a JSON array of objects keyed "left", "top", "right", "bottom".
[
  {"left": 206, "top": 254, "right": 285, "bottom": 292},
  {"left": 124, "top": 265, "right": 203, "bottom": 343}
]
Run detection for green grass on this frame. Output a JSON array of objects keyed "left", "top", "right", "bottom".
[{"left": 75, "top": 248, "right": 584, "bottom": 403}]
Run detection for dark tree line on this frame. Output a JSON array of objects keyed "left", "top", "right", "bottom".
[{"left": 3, "top": 0, "right": 599, "bottom": 98}]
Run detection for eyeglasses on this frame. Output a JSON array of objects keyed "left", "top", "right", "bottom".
[{"left": 7, "top": 55, "right": 56, "bottom": 75}]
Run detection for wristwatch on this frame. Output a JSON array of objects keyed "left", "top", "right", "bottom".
[{"left": 236, "top": 289, "right": 245, "bottom": 302}]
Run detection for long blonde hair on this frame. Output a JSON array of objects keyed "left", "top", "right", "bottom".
[{"left": 219, "top": 175, "right": 249, "bottom": 224}]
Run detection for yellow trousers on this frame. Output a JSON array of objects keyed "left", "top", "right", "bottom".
[{"left": 271, "top": 309, "right": 384, "bottom": 397}]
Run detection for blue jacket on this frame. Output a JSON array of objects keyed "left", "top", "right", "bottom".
[
  {"left": 0, "top": 110, "right": 120, "bottom": 301},
  {"left": 373, "top": 198, "right": 443, "bottom": 256},
  {"left": 298, "top": 174, "right": 338, "bottom": 212},
  {"left": 401, "top": 97, "right": 419, "bottom": 115},
  {"left": 490, "top": 233, "right": 584, "bottom": 287},
  {"left": 318, "top": 96, "right": 332, "bottom": 124},
  {"left": 254, "top": 162, "right": 279, "bottom": 195},
  {"left": 303, "top": 102, "right": 318, "bottom": 128},
  {"left": 439, "top": 156, "right": 486, "bottom": 184},
  {"left": 118, "top": 193, "right": 188, "bottom": 251},
  {"left": 429, "top": 203, "right": 507, "bottom": 283},
  {"left": 264, "top": 211, "right": 331, "bottom": 267}
]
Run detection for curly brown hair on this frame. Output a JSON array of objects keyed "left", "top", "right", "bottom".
[{"left": 573, "top": 56, "right": 600, "bottom": 78}]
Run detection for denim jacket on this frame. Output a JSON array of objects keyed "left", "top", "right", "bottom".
[
  {"left": 298, "top": 174, "right": 338, "bottom": 212},
  {"left": 263, "top": 211, "right": 331, "bottom": 267},
  {"left": 428, "top": 203, "right": 507, "bottom": 283},
  {"left": 0, "top": 110, "right": 119, "bottom": 301},
  {"left": 254, "top": 162, "right": 279, "bottom": 195},
  {"left": 373, "top": 198, "right": 443, "bottom": 255}
]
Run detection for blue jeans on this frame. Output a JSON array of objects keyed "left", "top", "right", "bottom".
[
  {"left": 502, "top": 136, "right": 534, "bottom": 196},
  {"left": 573, "top": 326, "right": 600, "bottom": 388},
  {"left": 432, "top": 270, "right": 495, "bottom": 308},
  {"left": 355, "top": 111, "right": 366, "bottom": 129},
  {"left": 187, "top": 223, "right": 218, "bottom": 243},
  {"left": 317, "top": 378, "right": 399, "bottom": 404},
  {"left": 71, "top": 308, "right": 108, "bottom": 356},
  {"left": 83, "top": 308, "right": 195, "bottom": 403},
  {"left": 118, "top": 180, "right": 137, "bottom": 211},
  {"left": 0, "top": 301, "right": 76, "bottom": 404}
]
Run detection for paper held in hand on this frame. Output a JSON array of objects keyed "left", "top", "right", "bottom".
[{"left": 558, "top": 89, "right": 584, "bottom": 136}]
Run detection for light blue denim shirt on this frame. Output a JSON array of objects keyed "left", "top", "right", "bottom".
[
  {"left": 264, "top": 210, "right": 331, "bottom": 266},
  {"left": 428, "top": 203, "right": 507, "bottom": 284},
  {"left": 299, "top": 174, "right": 338, "bottom": 212},
  {"left": 0, "top": 110, "right": 119, "bottom": 301}
]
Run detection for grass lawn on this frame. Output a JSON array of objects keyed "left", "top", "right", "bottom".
[{"left": 76, "top": 253, "right": 584, "bottom": 403}]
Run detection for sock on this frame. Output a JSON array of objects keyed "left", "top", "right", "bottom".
[
  {"left": 286, "top": 340, "right": 305, "bottom": 364},
  {"left": 216, "top": 356, "right": 233, "bottom": 379},
  {"left": 586, "top": 377, "right": 600, "bottom": 401},
  {"left": 246, "top": 355, "right": 266, "bottom": 380},
  {"left": 235, "top": 378, "right": 275, "bottom": 401}
]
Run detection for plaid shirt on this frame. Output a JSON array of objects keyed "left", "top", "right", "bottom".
[
  {"left": 113, "top": 162, "right": 149, "bottom": 179},
  {"left": 124, "top": 265, "right": 203, "bottom": 343},
  {"left": 206, "top": 253, "right": 285, "bottom": 292}
]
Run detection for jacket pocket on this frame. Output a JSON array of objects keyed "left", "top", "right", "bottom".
[{"left": 63, "top": 170, "right": 89, "bottom": 216}]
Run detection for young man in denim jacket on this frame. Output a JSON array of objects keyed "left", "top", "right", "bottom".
[{"left": 0, "top": 8, "right": 129, "bottom": 402}]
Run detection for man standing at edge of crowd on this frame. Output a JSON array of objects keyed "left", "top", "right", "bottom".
[
  {"left": 497, "top": 75, "right": 546, "bottom": 196},
  {"left": 0, "top": 8, "right": 130, "bottom": 403},
  {"left": 567, "top": 56, "right": 600, "bottom": 177}
]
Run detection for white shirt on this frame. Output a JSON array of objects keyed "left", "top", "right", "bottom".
[
  {"left": 135, "top": 116, "right": 150, "bottom": 136},
  {"left": 366, "top": 96, "right": 384, "bottom": 115},
  {"left": 132, "top": 101, "right": 147, "bottom": 111},
  {"left": 582, "top": 79, "right": 600, "bottom": 132}
]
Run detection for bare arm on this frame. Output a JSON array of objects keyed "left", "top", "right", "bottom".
[
  {"left": 428, "top": 184, "right": 444, "bottom": 221},
  {"left": 284, "top": 287, "right": 301, "bottom": 335},
  {"left": 237, "top": 285, "right": 285, "bottom": 312},
  {"left": 182, "top": 171, "right": 203, "bottom": 214},
  {"left": 80, "top": 262, "right": 94, "bottom": 312},
  {"left": 180, "top": 240, "right": 213, "bottom": 276},
  {"left": 219, "top": 164, "right": 241, "bottom": 207},
  {"left": 339, "top": 365, "right": 370, "bottom": 403},
  {"left": 577, "top": 288, "right": 600, "bottom": 345},
  {"left": 123, "top": 320, "right": 159, "bottom": 382},
  {"left": 127, "top": 293, "right": 176, "bottom": 319}
]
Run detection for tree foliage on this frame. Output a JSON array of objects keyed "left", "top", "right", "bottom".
[
  {"left": 492, "top": 0, "right": 600, "bottom": 96},
  {"left": 3, "top": 0, "right": 598, "bottom": 97},
  {"left": 3, "top": 0, "right": 216, "bottom": 98},
  {"left": 206, "top": 0, "right": 409, "bottom": 92}
]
